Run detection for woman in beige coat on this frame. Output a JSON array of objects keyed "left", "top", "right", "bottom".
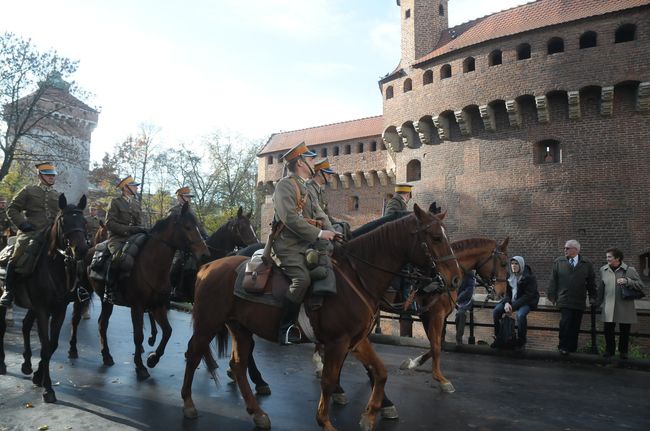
[{"left": 598, "top": 248, "right": 646, "bottom": 359}]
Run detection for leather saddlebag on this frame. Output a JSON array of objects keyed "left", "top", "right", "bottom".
[{"left": 242, "top": 251, "right": 272, "bottom": 294}]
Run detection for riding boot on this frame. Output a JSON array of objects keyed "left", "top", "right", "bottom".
[
  {"left": 278, "top": 298, "right": 301, "bottom": 345},
  {"left": 0, "top": 261, "right": 17, "bottom": 307}
]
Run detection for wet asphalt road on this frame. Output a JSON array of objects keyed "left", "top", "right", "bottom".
[{"left": 1, "top": 298, "right": 649, "bottom": 431}]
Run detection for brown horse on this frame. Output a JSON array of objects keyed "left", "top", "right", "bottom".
[
  {"left": 0, "top": 194, "right": 88, "bottom": 403},
  {"left": 73, "top": 202, "right": 209, "bottom": 380},
  {"left": 181, "top": 205, "right": 463, "bottom": 431},
  {"left": 92, "top": 219, "right": 108, "bottom": 246}
]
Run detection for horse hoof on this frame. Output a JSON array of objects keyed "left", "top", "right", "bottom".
[
  {"left": 103, "top": 355, "right": 115, "bottom": 366},
  {"left": 440, "top": 382, "right": 456, "bottom": 393},
  {"left": 32, "top": 370, "right": 43, "bottom": 386},
  {"left": 332, "top": 393, "right": 348, "bottom": 405},
  {"left": 399, "top": 358, "right": 417, "bottom": 370},
  {"left": 68, "top": 350, "right": 78, "bottom": 359},
  {"left": 226, "top": 368, "right": 234, "bottom": 381},
  {"left": 381, "top": 405, "right": 399, "bottom": 420},
  {"left": 21, "top": 363, "right": 33, "bottom": 375},
  {"left": 43, "top": 391, "right": 57, "bottom": 403},
  {"left": 147, "top": 336, "right": 155, "bottom": 347},
  {"left": 146, "top": 353, "right": 159, "bottom": 368},
  {"left": 255, "top": 385, "right": 271, "bottom": 396},
  {"left": 136, "top": 367, "right": 150, "bottom": 381},
  {"left": 0, "top": 363, "right": 6, "bottom": 375},
  {"left": 183, "top": 405, "right": 198, "bottom": 419},
  {"left": 359, "top": 414, "right": 375, "bottom": 431},
  {"left": 253, "top": 413, "right": 271, "bottom": 429}
]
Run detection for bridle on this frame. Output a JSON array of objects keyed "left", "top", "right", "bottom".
[
  {"left": 52, "top": 209, "right": 87, "bottom": 296},
  {"left": 471, "top": 245, "right": 508, "bottom": 300},
  {"left": 155, "top": 215, "right": 205, "bottom": 254}
]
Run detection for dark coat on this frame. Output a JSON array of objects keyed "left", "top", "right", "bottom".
[
  {"left": 503, "top": 265, "right": 540, "bottom": 310},
  {"left": 548, "top": 255, "right": 597, "bottom": 310}
]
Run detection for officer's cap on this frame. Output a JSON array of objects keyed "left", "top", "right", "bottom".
[
  {"left": 35, "top": 162, "right": 57, "bottom": 175},
  {"left": 117, "top": 175, "right": 140, "bottom": 189},
  {"left": 175, "top": 186, "right": 194, "bottom": 197},
  {"left": 314, "top": 158, "right": 335, "bottom": 175},
  {"left": 281, "top": 141, "right": 317, "bottom": 163},
  {"left": 395, "top": 183, "right": 413, "bottom": 193}
]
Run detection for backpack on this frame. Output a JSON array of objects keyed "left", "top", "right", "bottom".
[{"left": 495, "top": 316, "right": 518, "bottom": 349}]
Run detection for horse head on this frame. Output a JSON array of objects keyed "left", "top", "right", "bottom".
[
  {"left": 51, "top": 194, "right": 89, "bottom": 260},
  {"left": 228, "top": 206, "right": 258, "bottom": 247},
  {"left": 490, "top": 237, "right": 510, "bottom": 298},
  {"left": 408, "top": 205, "right": 463, "bottom": 291},
  {"left": 166, "top": 202, "right": 210, "bottom": 259}
]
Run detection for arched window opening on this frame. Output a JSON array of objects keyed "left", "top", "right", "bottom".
[
  {"left": 547, "top": 37, "right": 564, "bottom": 54},
  {"left": 534, "top": 139, "right": 561, "bottom": 164},
  {"left": 403, "top": 78, "right": 412, "bottom": 92},
  {"left": 333, "top": 146, "right": 340, "bottom": 156},
  {"left": 517, "top": 43, "right": 531, "bottom": 60},
  {"left": 440, "top": 64, "right": 451, "bottom": 79},
  {"left": 344, "top": 144, "right": 351, "bottom": 155},
  {"left": 488, "top": 50, "right": 502, "bottom": 66},
  {"left": 357, "top": 142, "right": 364, "bottom": 153},
  {"left": 439, "top": 5, "right": 445, "bottom": 16},
  {"left": 423, "top": 70, "right": 433, "bottom": 85},
  {"left": 615, "top": 24, "right": 636, "bottom": 43},
  {"left": 579, "top": 31, "right": 597, "bottom": 49},
  {"left": 640, "top": 252, "right": 650, "bottom": 281},
  {"left": 406, "top": 159, "right": 421, "bottom": 182},
  {"left": 463, "top": 57, "right": 475, "bottom": 73},
  {"left": 385, "top": 86, "right": 394, "bottom": 100},
  {"left": 370, "top": 141, "right": 377, "bottom": 151},
  {"left": 348, "top": 196, "right": 360, "bottom": 212},
  {"left": 267, "top": 155, "right": 273, "bottom": 165},
  {"left": 321, "top": 148, "right": 328, "bottom": 157}
]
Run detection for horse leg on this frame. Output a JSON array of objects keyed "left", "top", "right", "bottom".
[
  {"left": 247, "top": 338, "right": 271, "bottom": 395},
  {"left": 317, "top": 341, "right": 349, "bottom": 431},
  {"left": 0, "top": 306, "right": 6, "bottom": 374},
  {"left": 98, "top": 300, "right": 115, "bottom": 366},
  {"left": 130, "top": 305, "right": 149, "bottom": 380},
  {"left": 33, "top": 308, "right": 57, "bottom": 402},
  {"left": 427, "top": 305, "right": 455, "bottom": 393},
  {"left": 68, "top": 299, "right": 82, "bottom": 358},
  {"left": 230, "top": 326, "right": 270, "bottom": 429},
  {"left": 352, "top": 338, "right": 388, "bottom": 431},
  {"left": 21, "top": 309, "right": 36, "bottom": 374},
  {"left": 181, "top": 332, "right": 214, "bottom": 419},
  {"left": 40, "top": 306, "right": 66, "bottom": 403},
  {"left": 146, "top": 307, "right": 171, "bottom": 369},
  {"left": 147, "top": 311, "right": 157, "bottom": 347}
]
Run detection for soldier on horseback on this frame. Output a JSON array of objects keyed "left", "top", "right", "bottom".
[
  {"left": 307, "top": 158, "right": 351, "bottom": 239},
  {"left": 272, "top": 142, "right": 338, "bottom": 344},
  {"left": 104, "top": 175, "right": 146, "bottom": 303},
  {"left": 85, "top": 205, "right": 102, "bottom": 243},
  {"left": 0, "top": 163, "right": 60, "bottom": 307},
  {"left": 384, "top": 183, "right": 413, "bottom": 215}
]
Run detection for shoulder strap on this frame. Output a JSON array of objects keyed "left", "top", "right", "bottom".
[{"left": 290, "top": 177, "right": 307, "bottom": 213}]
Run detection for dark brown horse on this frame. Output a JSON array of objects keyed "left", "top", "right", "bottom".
[
  {"left": 0, "top": 194, "right": 88, "bottom": 403},
  {"left": 72, "top": 202, "right": 209, "bottom": 380},
  {"left": 181, "top": 205, "right": 463, "bottom": 431},
  {"left": 205, "top": 206, "right": 258, "bottom": 261}
]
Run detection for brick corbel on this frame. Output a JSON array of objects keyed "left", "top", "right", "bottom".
[
  {"left": 567, "top": 91, "right": 581, "bottom": 119},
  {"left": 396, "top": 126, "right": 410, "bottom": 149},
  {"left": 479, "top": 105, "right": 496, "bottom": 132},
  {"left": 386, "top": 168, "right": 396, "bottom": 184},
  {"left": 363, "top": 171, "right": 376, "bottom": 187},
  {"left": 454, "top": 110, "right": 472, "bottom": 136},
  {"left": 505, "top": 99, "right": 521, "bottom": 127},
  {"left": 535, "top": 95, "right": 549, "bottom": 123},
  {"left": 377, "top": 170, "right": 389, "bottom": 186},
  {"left": 431, "top": 115, "right": 449, "bottom": 140},
  {"left": 351, "top": 172, "right": 363, "bottom": 188},
  {"left": 413, "top": 120, "right": 433, "bottom": 145},
  {"left": 381, "top": 129, "right": 402, "bottom": 158},
  {"left": 636, "top": 81, "right": 650, "bottom": 112},
  {"left": 600, "top": 86, "right": 614, "bottom": 117}
]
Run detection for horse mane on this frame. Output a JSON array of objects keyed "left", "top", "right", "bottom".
[
  {"left": 342, "top": 213, "right": 413, "bottom": 259},
  {"left": 151, "top": 209, "right": 198, "bottom": 234},
  {"left": 452, "top": 237, "right": 496, "bottom": 253},
  {"left": 350, "top": 211, "right": 411, "bottom": 239}
]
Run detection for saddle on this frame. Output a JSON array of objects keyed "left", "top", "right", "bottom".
[{"left": 235, "top": 253, "right": 290, "bottom": 307}]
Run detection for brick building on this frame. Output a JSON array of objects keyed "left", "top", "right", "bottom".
[{"left": 257, "top": 0, "right": 650, "bottom": 291}]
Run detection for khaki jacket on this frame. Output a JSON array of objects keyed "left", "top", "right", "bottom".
[
  {"left": 384, "top": 194, "right": 407, "bottom": 216},
  {"left": 106, "top": 195, "right": 143, "bottom": 253},
  {"left": 7, "top": 184, "right": 60, "bottom": 231},
  {"left": 306, "top": 179, "right": 336, "bottom": 226}
]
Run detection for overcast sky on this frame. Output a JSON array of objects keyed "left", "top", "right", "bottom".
[{"left": 4, "top": 0, "right": 531, "bottom": 161}]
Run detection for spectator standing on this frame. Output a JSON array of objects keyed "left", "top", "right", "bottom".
[
  {"left": 548, "top": 240, "right": 597, "bottom": 355},
  {"left": 598, "top": 248, "right": 645, "bottom": 359}
]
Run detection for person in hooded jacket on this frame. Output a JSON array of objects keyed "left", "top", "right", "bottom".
[{"left": 492, "top": 256, "right": 540, "bottom": 348}]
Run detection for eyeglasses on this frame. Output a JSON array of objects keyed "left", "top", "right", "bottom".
[{"left": 564, "top": 247, "right": 576, "bottom": 250}]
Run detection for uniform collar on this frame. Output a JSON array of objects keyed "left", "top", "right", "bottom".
[{"left": 38, "top": 183, "right": 53, "bottom": 191}]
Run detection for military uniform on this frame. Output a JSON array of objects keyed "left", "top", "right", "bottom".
[
  {"left": 85, "top": 215, "right": 101, "bottom": 242},
  {"left": 167, "top": 203, "right": 207, "bottom": 238},
  {"left": 106, "top": 195, "right": 143, "bottom": 255},
  {"left": 384, "top": 193, "right": 407, "bottom": 215},
  {"left": 306, "top": 179, "right": 334, "bottom": 225},
  {"left": 7, "top": 183, "right": 60, "bottom": 267}
]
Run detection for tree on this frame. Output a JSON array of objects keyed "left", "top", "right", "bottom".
[{"left": 0, "top": 32, "right": 89, "bottom": 182}]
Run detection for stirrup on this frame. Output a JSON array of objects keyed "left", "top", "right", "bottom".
[
  {"left": 77, "top": 286, "right": 90, "bottom": 303},
  {"left": 283, "top": 324, "right": 302, "bottom": 345}
]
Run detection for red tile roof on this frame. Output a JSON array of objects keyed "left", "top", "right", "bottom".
[
  {"left": 259, "top": 115, "right": 384, "bottom": 155},
  {"left": 414, "top": 0, "right": 650, "bottom": 66}
]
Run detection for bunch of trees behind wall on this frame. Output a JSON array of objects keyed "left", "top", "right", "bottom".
[{"left": 89, "top": 127, "right": 263, "bottom": 234}]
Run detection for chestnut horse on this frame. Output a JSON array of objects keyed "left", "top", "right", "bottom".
[
  {"left": 73, "top": 202, "right": 209, "bottom": 380},
  {"left": 0, "top": 194, "right": 88, "bottom": 403},
  {"left": 181, "top": 205, "right": 463, "bottom": 431}
]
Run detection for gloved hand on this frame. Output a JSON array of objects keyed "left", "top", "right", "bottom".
[
  {"left": 130, "top": 226, "right": 148, "bottom": 234},
  {"left": 18, "top": 222, "right": 35, "bottom": 232}
]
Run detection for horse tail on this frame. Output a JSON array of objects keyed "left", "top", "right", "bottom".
[
  {"left": 201, "top": 343, "right": 220, "bottom": 387},
  {"left": 216, "top": 325, "right": 229, "bottom": 359}
]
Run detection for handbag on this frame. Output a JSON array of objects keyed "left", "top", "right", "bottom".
[{"left": 620, "top": 285, "right": 645, "bottom": 300}]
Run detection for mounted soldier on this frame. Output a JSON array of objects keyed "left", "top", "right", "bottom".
[
  {"left": 271, "top": 142, "right": 338, "bottom": 344},
  {"left": 384, "top": 183, "right": 413, "bottom": 215},
  {"left": 104, "top": 175, "right": 146, "bottom": 303},
  {"left": 169, "top": 186, "right": 207, "bottom": 302},
  {"left": 0, "top": 163, "right": 61, "bottom": 306},
  {"left": 306, "top": 158, "right": 351, "bottom": 240}
]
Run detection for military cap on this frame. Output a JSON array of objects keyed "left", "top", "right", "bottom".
[
  {"left": 175, "top": 186, "right": 194, "bottom": 197},
  {"left": 117, "top": 175, "right": 140, "bottom": 189},
  {"left": 395, "top": 183, "right": 413, "bottom": 193},
  {"left": 314, "top": 158, "right": 335, "bottom": 174},
  {"left": 35, "top": 162, "right": 57, "bottom": 175},
  {"left": 282, "top": 141, "right": 317, "bottom": 163}
]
